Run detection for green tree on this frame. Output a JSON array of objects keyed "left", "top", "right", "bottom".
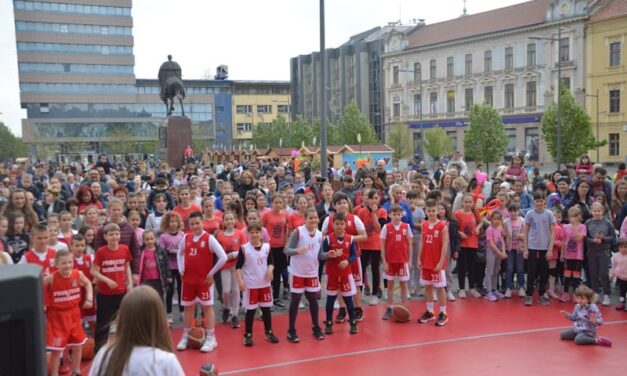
[
  {"left": 252, "top": 116, "right": 285, "bottom": 148},
  {"left": 387, "top": 122, "right": 412, "bottom": 160},
  {"left": 541, "top": 85, "right": 605, "bottom": 164},
  {"left": 464, "top": 104, "right": 508, "bottom": 173},
  {"left": 0, "top": 122, "right": 27, "bottom": 161},
  {"left": 338, "top": 101, "right": 377, "bottom": 145},
  {"left": 424, "top": 126, "right": 453, "bottom": 165},
  {"left": 286, "top": 116, "right": 313, "bottom": 149},
  {"left": 312, "top": 118, "right": 342, "bottom": 146}
]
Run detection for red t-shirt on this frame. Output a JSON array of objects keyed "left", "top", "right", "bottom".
[
  {"left": 287, "top": 212, "right": 305, "bottom": 232},
  {"left": 173, "top": 204, "right": 202, "bottom": 232},
  {"left": 262, "top": 210, "right": 288, "bottom": 248},
  {"left": 215, "top": 229, "right": 247, "bottom": 269},
  {"left": 94, "top": 244, "right": 131, "bottom": 295},
  {"left": 454, "top": 210, "right": 480, "bottom": 249},
  {"left": 203, "top": 216, "right": 223, "bottom": 235},
  {"left": 421, "top": 220, "right": 447, "bottom": 270},
  {"left": 23, "top": 249, "right": 57, "bottom": 277},
  {"left": 47, "top": 269, "right": 82, "bottom": 311},
  {"left": 357, "top": 207, "right": 388, "bottom": 251}
]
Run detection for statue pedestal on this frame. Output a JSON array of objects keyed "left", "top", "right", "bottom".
[{"left": 159, "top": 116, "right": 192, "bottom": 169}]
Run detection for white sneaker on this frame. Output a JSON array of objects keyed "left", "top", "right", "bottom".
[
  {"left": 200, "top": 336, "right": 217, "bottom": 352},
  {"left": 176, "top": 334, "right": 189, "bottom": 351},
  {"left": 470, "top": 289, "right": 481, "bottom": 298},
  {"left": 447, "top": 290, "right": 456, "bottom": 301},
  {"left": 547, "top": 290, "right": 559, "bottom": 300},
  {"left": 518, "top": 288, "right": 526, "bottom": 297},
  {"left": 602, "top": 295, "right": 611, "bottom": 306},
  {"left": 370, "top": 296, "right": 379, "bottom": 306},
  {"left": 458, "top": 290, "right": 467, "bottom": 299},
  {"left": 299, "top": 301, "right": 305, "bottom": 309},
  {"left": 334, "top": 299, "right": 340, "bottom": 309},
  {"left": 504, "top": 289, "right": 512, "bottom": 298}
]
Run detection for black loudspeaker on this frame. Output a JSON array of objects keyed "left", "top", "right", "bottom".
[{"left": 0, "top": 265, "right": 46, "bottom": 376}]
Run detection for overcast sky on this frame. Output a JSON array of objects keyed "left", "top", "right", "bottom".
[{"left": 0, "top": 0, "right": 527, "bottom": 136}]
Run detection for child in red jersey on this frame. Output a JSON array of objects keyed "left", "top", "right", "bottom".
[
  {"left": 418, "top": 199, "right": 450, "bottom": 327},
  {"left": 70, "top": 234, "right": 96, "bottom": 333},
  {"left": 215, "top": 211, "right": 247, "bottom": 328},
  {"left": 44, "top": 249, "right": 93, "bottom": 376},
  {"left": 176, "top": 212, "right": 227, "bottom": 353},
  {"left": 320, "top": 212, "right": 359, "bottom": 335},
  {"left": 261, "top": 194, "right": 289, "bottom": 307},
  {"left": 287, "top": 195, "right": 309, "bottom": 233},
  {"left": 381, "top": 205, "right": 413, "bottom": 320},
  {"left": 91, "top": 223, "right": 133, "bottom": 351},
  {"left": 58, "top": 211, "right": 76, "bottom": 247},
  {"left": 19, "top": 224, "right": 57, "bottom": 277}
]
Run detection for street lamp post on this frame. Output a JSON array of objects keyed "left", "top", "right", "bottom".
[
  {"left": 530, "top": 28, "right": 563, "bottom": 170},
  {"left": 319, "top": 0, "right": 328, "bottom": 178}
]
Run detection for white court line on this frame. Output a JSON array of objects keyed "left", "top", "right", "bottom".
[{"left": 221, "top": 320, "right": 627, "bottom": 375}]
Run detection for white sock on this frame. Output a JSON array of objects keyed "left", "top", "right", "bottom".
[
  {"left": 440, "top": 306, "right": 447, "bottom": 314},
  {"left": 426, "top": 302, "right": 434, "bottom": 312},
  {"left": 183, "top": 327, "right": 191, "bottom": 335},
  {"left": 206, "top": 328, "right": 215, "bottom": 337}
]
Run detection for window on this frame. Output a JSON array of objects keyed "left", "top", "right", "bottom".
[
  {"left": 484, "top": 86, "right": 493, "bottom": 107},
  {"left": 430, "top": 59, "right": 437, "bottom": 80},
  {"left": 506, "top": 128, "right": 517, "bottom": 155},
  {"left": 561, "top": 77, "right": 571, "bottom": 90},
  {"left": 610, "top": 90, "right": 620, "bottom": 113},
  {"left": 525, "top": 128, "right": 539, "bottom": 161},
  {"left": 430, "top": 92, "right": 438, "bottom": 114},
  {"left": 392, "top": 66, "right": 399, "bottom": 85},
  {"left": 236, "top": 105, "right": 252, "bottom": 114},
  {"left": 413, "top": 132, "right": 423, "bottom": 158},
  {"left": 505, "top": 47, "right": 514, "bottom": 70},
  {"left": 40, "top": 103, "right": 49, "bottom": 113},
  {"left": 465, "top": 54, "right": 472, "bottom": 76},
  {"left": 413, "top": 94, "right": 422, "bottom": 115},
  {"left": 413, "top": 62, "right": 421, "bottom": 82},
  {"left": 559, "top": 38, "right": 570, "bottom": 62},
  {"left": 447, "top": 90, "right": 455, "bottom": 113},
  {"left": 465, "top": 88, "right": 473, "bottom": 110},
  {"left": 447, "top": 57, "right": 454, "bottom": 78},
  {"left": 527, "top": 43, "right": 536, "bottom": 66},
  {"left": 484, "top": 50, "right": 492, "bottom": 73},
  {"left": 257, "top": 105, "right": 272, "bottom": 114},
  {"left": 609, "top": 133, "right": 620, "bottom": 156},
  {"left": 277, "top": 105, "right": 289, "bottom": 113},
  {"left": 393, "top": 103, "right": 401, "bottom": 118},
  {"left": 236, "top": 123, "right": 252, "bottom": 134},
  {"left": 610, "top": 42, "right": 621, "bottom": 66},
  {"left": 505, "top": 84, "right": 515, "bottom": 110},
  {"left": 526, "top": 81, "right": 536, "bottom": 107}
]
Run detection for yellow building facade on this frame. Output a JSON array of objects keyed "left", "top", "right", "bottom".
[
  {"left": 585, "top": 1, "right": 627, "bottom": 164},
  {"left": 232, "top": 81, "right": 290, "bottom": 145}
]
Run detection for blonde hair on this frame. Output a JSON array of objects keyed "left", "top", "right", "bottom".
[
  {"left": 160, "top": 211, "right": 183, "bottom": 233},
  {"left": 96, "top": 286, "right": 174, "bottom": 376}
]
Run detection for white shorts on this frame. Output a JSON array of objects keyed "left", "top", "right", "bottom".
[{"left": 419, "top": 269, "right": 447, "bottom": 288}]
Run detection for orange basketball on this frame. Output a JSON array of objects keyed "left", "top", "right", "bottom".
[
  {"left": 188, "top": 327, "right": 206, "bottom": 350},
  {"left": 391, "top": 304, "right": 411, "bottom": 323},
  {"left": 81, "top": 338, "right": 95, "bottom": 361}
]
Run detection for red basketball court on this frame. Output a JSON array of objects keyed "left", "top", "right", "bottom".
[{"left": 166, "top": 298, "right": 625, "bottom": 375}]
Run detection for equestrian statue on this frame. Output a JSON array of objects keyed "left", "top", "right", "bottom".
[{"left": 158, "top": 55, "right": 186, "bottom": 117}]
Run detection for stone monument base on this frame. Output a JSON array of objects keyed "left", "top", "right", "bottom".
[{"left": 159, "top": 116, "right": 192, "bottom": 169}]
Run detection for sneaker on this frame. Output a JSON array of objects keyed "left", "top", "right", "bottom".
[
  {"left": 200, "top": 336, "right": 217, "bottom": 353},
  {"left": 324, "top": 320, "right": 333, "bottom": 335},
  {"left": 504, "top": 289, "right": 512, "bottom": 298},
  {"left": 470, "top": 289, "right": 481, "bottom": 298},
  {"left": 333, "top": 300, "right": 340, "bottom": 309},
  {"left": 494, "top": 290, "right": 505, "bottom": 299},
  {"left": 230, "top": 315, "right": 240, "bottom": 329},
  {"left": 176, "top": 333, "right": 189, "bottom": 351},
  {"left": 286, "top": 330, "right": 299, "bottom": 343},
  {"left": 349, "top": 320, "right": 358, "bottom": 334},
  {"left": 243, "top": 333, "right": 253, "bottom": 347},
  {"left": 484, "top": 292, "right": 497, "bottom": 302},
  {"left": 602, "top": 295, "right": 611, "bottom": 306},
  {"left": 596, "top": 336, "right": 612, "bottom": 347},
  {"left": 222, "top": 308, "right": 230, "bottom": 324},
  {"left": 299, "top": 300, "right": 306, "bottom": 309},
  {"left": 382, "top": 307, "right": 392, "bottom": 320},
  {"left": 335, "top": 308, "right": 347, "bottom": 323},
  {"left": 518, "top": 288, "right": 527, "bottom": 298},
  {"left": 559, "top": 293, "right": 570, "bottom": 303},
  {"left": 265, "top": 330, "right": 279, "bottom": 343},
  {"left": 435, "top": 312, "right": 449, "bottom": 327},
  {"left": 376, "top": 290, "right": 383, "bottom": 299},
  {"left": 458, "top": 289, "right": 467, "bottom": 299},
  {"left": 616, "top": 302, "right": 625, "bottom": 310},
  {"left": 539, "top": 296, "right": 550, "bottom": 306},
  {"left": 273, "top": 300, "right": 286, "bottom": 308},
  {"left": 447, "top": 290, "right": 456, "bottom": 301},
  {"left": 370, "top": 296, "right": 379, "bottom": 306},
  {"left": 547, "top": 290, "right": 559, "bottom": 300},
  {"left": 364, "top": 285, "right": 371, "bottom": 296},
  {"left": 355, "top": 307, "right": 364, "bottom": 322},
  {"left": 524, "top": 296, "right": 533, "bottom": 306},
  {"left": 312, "top": 326, "right": 325, "bottom": 340},
  {"left": 418, "top": 310, "right": 436, "bottom": 324}
]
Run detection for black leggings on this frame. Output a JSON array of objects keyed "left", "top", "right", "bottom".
[
  {"left": 526, "top": 249, "right": 549, "bottom": 296},
  {"left": 618, "top": 278, "right": 627, "bottom": 299},
  {"left": 288, "top": 291, "right": 320, "bottom": 331},
  {"left": 458, "top": 247, "right": 477, "bottom": 289},
  {"left": 271, "top": 247, "right": 288, "bottom": 299},
  {"left": 245, "top": 307, "right": 272, "bottom": 334},
  {"left": 360, "top": 250, "right": 381, "bottom": 295},
  {"left": 166, "top": 269, "right": 182, "bottom": 314},
  {"left": 95, "top": 293, "right": 124, "bottom": 352},
  {"left": 325, "top": 295, "right": 355, "bottom": 323}
]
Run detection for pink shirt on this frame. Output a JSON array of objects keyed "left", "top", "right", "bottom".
[
  {"left": 140, "top": 249, "right": 159, "bottom": 282},
  {"left": 505, "top": 217, "right": 524, "bottom": 252},
  {"left": 611, "top": 252, "right": 627, "bottom": 281},
  {"left": 159, "top": 231, "right": 184, "bottom": 270},
  {"left": 486, "top": 225, "right": 505, "bottom": 253},
  {"left": 562, "top": 223, "right": 586, "bottom": 261}
]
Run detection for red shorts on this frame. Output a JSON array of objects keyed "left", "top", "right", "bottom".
[
  {"left": 181, "top": 282, "right": 214, "bottom": 306},
  {"left": 243, "top": 286, "right": 273, "bottom": 310},
  {"left": 384, "top": 262, "right": 410, "bottom": 281},
  {"left": 420, "top": 269, "right": 446, "bottom": 288},
  {"left": 350, "top": 260, "right": 363, "bottom": 286},
  {"left": 46, "top": 308, "right": 87, "bottom": 350},
  {"left": 325, "top": 273, "right": 356, "bottom": 297},
  {"left": 290, "top": 275, "right": 321, "bottom": 293}
]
